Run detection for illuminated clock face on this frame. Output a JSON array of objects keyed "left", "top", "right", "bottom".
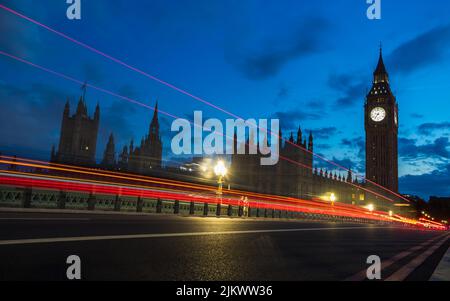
[
  {"left": 394, "top": 112, "right": 398, "bottom": 125},
  {"left": 370, "top": 107, "right": 386, "bottom": 122}
]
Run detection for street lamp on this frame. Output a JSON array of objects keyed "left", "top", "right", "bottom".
[
  {"left": 214, "top": 160, "right": 227, "bottom": 216},
  {"left": 388, "top": 210, "right": 393, "bottom": 217},
  {"left": 367, "top": 204, "right": 374, "bottom": 212},
  {"left": 214, "top": 160, "right": 227, "bottom": 194},
  {"left": 330, "top": 193, "right": 336, "bottom": 206}
]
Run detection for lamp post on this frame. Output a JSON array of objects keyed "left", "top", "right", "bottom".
[
  {"left": 330, "top": 193, "right": 336, "bottom": 206},
  {"left": 214, "top": 160, "right": 227, "bottom": 216}
]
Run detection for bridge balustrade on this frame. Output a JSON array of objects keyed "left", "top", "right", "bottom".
[{"left": 0, "top": 185, "right": 395, "bottom": 225}]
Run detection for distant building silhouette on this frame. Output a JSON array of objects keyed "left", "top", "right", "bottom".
[
  {"left": 118, "top": 102, "right": 163, "bottom": 174},
  {"left": 51, "top": 94, "right": 99, "bottom": 166},
  {"left": 51, "top": 88, "right": 162, "bottom": 174},
  {"left": 101, "top": 133, "right": 116, "bottom": 169},
  {"left": 230, "top": 126, "right": 360, "bottom": 204},
  {"left": 231, "top": 126, "right": 314, "bottom": 199},
  {"left": 365, "top": 47, "right": 399, "bottom": 192}
]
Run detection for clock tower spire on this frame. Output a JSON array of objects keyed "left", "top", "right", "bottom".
[{"left": 365, "top": 47, "right": 399, "bottom": 193}]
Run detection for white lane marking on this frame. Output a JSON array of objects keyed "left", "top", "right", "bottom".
[
  {"left": 385, "top": 234, "right": 450, "bottom": 281},
  {"left": 345, "top": 232, "right": 448, "bottom": 281},
  {"left": 0, "top": 226, "right": 393, "bottom": 246},
  {"left": 0, "top": 218, "right": 91, "bottom": 221}
]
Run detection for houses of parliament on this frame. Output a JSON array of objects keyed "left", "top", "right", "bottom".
[
  {"left": 50, "top": 50, "right": 402, "bottom": 212},
  {"left": 50, "top": 92, "right": 163, "bottom": 174}
]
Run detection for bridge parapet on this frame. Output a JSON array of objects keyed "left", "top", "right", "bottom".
[{"left": 0, "top": 185, "right": 397, "bottom": 226}]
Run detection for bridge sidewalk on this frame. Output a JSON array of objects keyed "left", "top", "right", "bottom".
[{"left": 430, "top": 244, "right": 450, "bottom": 281}]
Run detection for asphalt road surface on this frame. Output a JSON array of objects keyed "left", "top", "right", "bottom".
[{"left": 0, "top": 210, "right": 448, "bottom": 281}]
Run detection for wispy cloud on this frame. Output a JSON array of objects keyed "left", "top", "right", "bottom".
[
  {"left": 306, "top": 127, "right": 340, "bottom": 140},
  {"left": 399, "top": 137, "right": 450, "bottom": 160},
  {"left": 272, "top": 109, "right": 323, "bottom": 131},
  {"left": 387, "top": 24, "right": 450, "bottom": 74},
  {"left": 418, "top": 122, "right": 450, "bottom": 135},
  {"left": 340, "top": 136, "right": 365, "bottom": 160},
  {"left": 327, "top": 73, "right": 367, "bottom": 108},
  {"left": 399, "top": 163, "right": 450, "bottom": 199},
  {"left": 226, "top": 17, "right": 330, "bottom": 80},
  {"left": 0, "top": 82, "right": 70, "bottom": 157}
]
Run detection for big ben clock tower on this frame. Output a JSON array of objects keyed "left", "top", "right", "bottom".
[{"left": 365, "top": 48, "right": 399, "bottom": 192}]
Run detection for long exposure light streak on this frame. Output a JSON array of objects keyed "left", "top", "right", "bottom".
[
  {"left": 0, "top": 155, "right": 378, "bottom": 216},
  {"left": 0, "top": 159, "right": 374, "bottom": 216},
  {"left": 5, "top": 156, "right": 399, "bottom": 221},
  {"left": 0, "top": 171, "right": 444, "bottom": 230},
  {"left": 2, "top": 155, "right": 342, "bottom": 212},
  {"left": 0, "top": 51, "right": 403, "bottom": 206},
  {"left": 0, "top": 3, "right": 410, "bottom": 204}
]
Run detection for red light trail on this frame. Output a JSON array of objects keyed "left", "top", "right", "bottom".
[
  {"left": 2, "top": 155, "right": 397, "bottom": 222},
  {"left": 0, "top": 3, "right": 410, "bottom": 204},
  {"left": 0, "top": 156, "right": 385, "bottom": 213},
  {"left": 0, "top": 169, "right": 445, "bottom": 230}
]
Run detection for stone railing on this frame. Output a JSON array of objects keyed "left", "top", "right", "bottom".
[{"left": 0, "top": 185, "right": 385, "bottom": 224}]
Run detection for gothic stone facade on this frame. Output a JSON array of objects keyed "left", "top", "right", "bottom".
[
  {"left": 52, "top": 94, "right": 162, "bottom": 174},
  {"left": 118, "top": 103, "right": 163, "bottom": 174},
  {"left": 230, "top": 128, "right": 361, "bottom": 206},
  {"left": 51, "top": 96, "right": 99, "bottom": 166},
  {"left": 365, "top": 49, "right": 399, "bottom": 193}
]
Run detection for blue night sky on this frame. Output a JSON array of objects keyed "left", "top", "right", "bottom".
[{"left": 0, "top": 0, "right": 449, "bottom": 199}]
